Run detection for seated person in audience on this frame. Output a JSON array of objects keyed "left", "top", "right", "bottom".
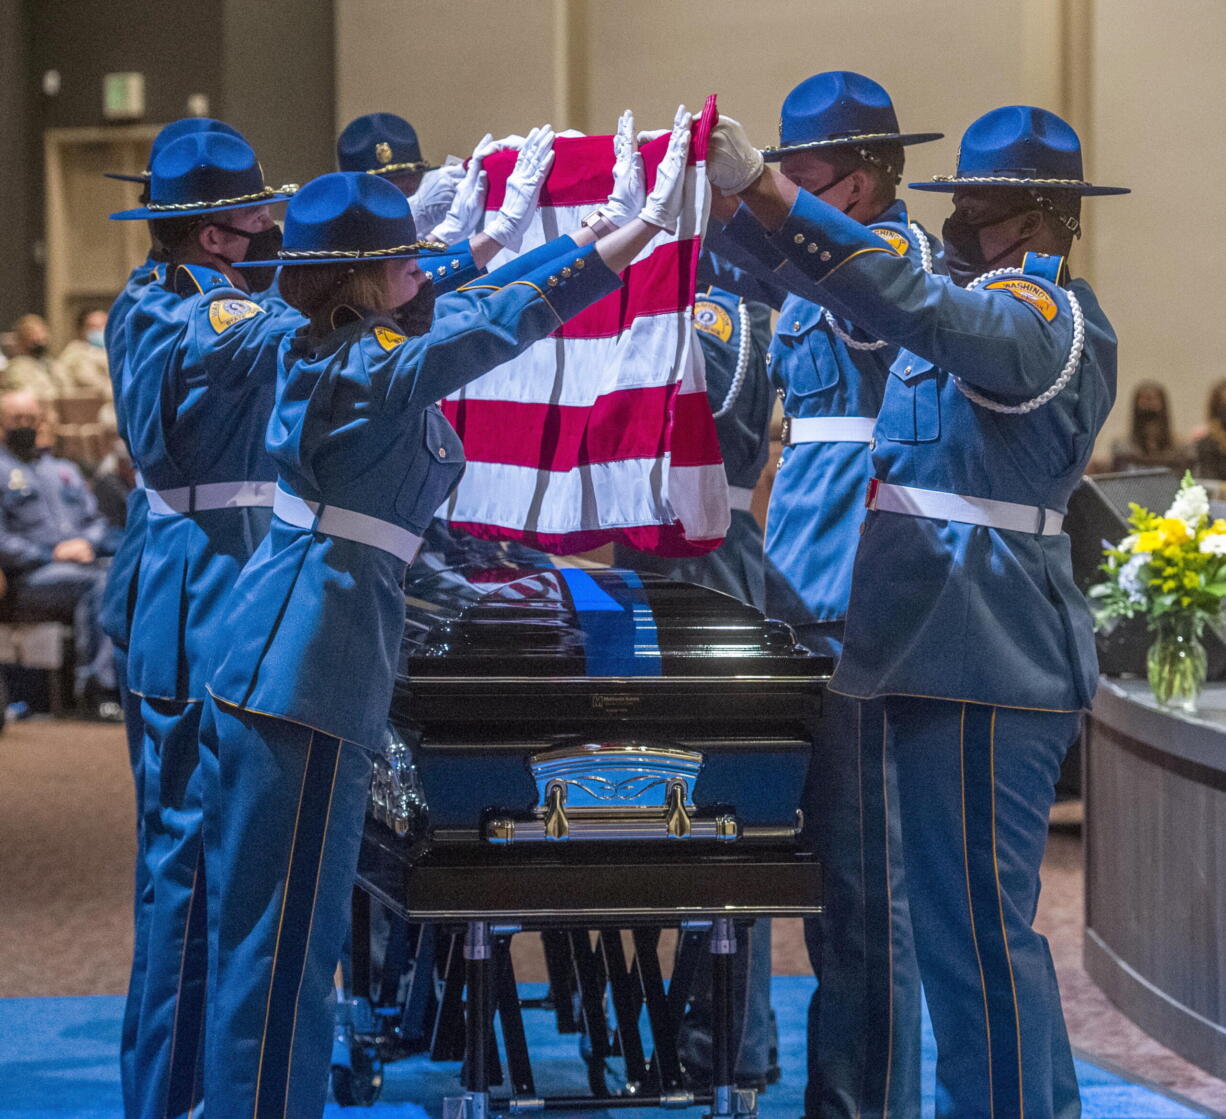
[
  {"left": 3, "top": 315, "right": 65, "bottom": 404},
  {"left": 0, "top": 390, "right": 120, "bottom": 718},
  {"left": 57, "top": 308, "right": 114, "bottom": 399},
  {"left": 1193, "top": 379, "right": 1226, "bottom": 481},
  {"left": 1109, "top": 380, "right": 1188, "bottom": 472}
]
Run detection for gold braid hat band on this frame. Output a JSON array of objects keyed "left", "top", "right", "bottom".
[
  {"left": 144, "top": 184, "right": 299, "bottom": 212},
  {"left": 277, "top": 239, "right": 448, "bottom": 260}
]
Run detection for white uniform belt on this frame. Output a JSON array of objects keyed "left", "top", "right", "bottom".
[
  {"left": 727, "top": 485, "right": 754, "bottom": 513},
  {"left": 866, "top": 479, "right": 1064, "bottom": 536},
  {"left": 145, "top": 480, "right": 276, "bottom": 516},
  {"left": 784, "top": 416, "right": 875, "bottom": 445},
  {"left": 273, "top": 485, "right": 423, "bottom": 564}
]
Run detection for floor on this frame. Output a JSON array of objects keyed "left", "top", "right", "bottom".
[{"left": 0, "top": 718, "right": 1223, "bottom": 1113}]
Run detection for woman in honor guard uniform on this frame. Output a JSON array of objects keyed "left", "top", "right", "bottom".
[
  {"left": 110, "top": 129, "right": 301, "bottom": 1119},
  {"left": 102, "top": 116, "right": 248, "bottom": 1119},
  {"left": 704, "top": 72, "right": 944, "bottom": 1119},
  {"left": 200, "top": 112, "right": 695, "bottom": 1119},
  {"left": 708, "top": 105, "right": 1126, "bottom": 1118}
]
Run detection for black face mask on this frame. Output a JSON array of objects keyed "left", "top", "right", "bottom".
[
  {"left": 212, "top": 222, "right": 283, "bottom": 292},
  {"left": 5, "top": 426, "right": 38, "bottom": 459},
  {"left": 941, "top": 209, "right": 1034, "bottom": 288},
  {"left": 392, "top": 279, "right": 437, "bottom": 337},
  {"left": 28, "top": 344, "right": 47, "bottom": 360},
  {"left": 808, "top": 169, "right": 858, "bottom": 215}
]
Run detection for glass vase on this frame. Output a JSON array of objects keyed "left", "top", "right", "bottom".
[{"left": 1146, "top": 614, "right": 1207, "bottom": 714}]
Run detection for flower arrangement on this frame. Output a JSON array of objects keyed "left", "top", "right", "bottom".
[{"left": 1091, "top": 472, "right": 1226, "bottom": 709}]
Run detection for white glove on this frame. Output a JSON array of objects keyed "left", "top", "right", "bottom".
[
  {"left": 474, "top": 133, "right": 525, "bottom": 159},
  {"left": 639, "top": 105, "right": 691, "bottom": 233},
  {"left": 485, "top": 125, "right": 555, "bottom": 252},
  {"left": 409, "top": 162, "right": 466, "bottom": 234},
  {"left": 428, "top": 134, "right": 492, "bottom": 245},
  {"left": 706, "top": 115, "right": 764, "bottom": 195},
  {"left": 597, "top": 110, "right": 646, "bottom": 227}
]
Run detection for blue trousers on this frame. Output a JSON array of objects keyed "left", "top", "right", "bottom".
[
  {"left": 881, "top": 696, "right": 1081, "bottom": 1119},
  {"left": 133, "top": 697, "right": 207, "bottom": 1119},
  {"left": 116, "top": 650, "right": 152, "bottom": 1119},
  {"left": 798, "top": 622, "right": 920, "bottom": 1119},
  {"left": 202, "top": 698, "right": 373, "bottom": 1119}
]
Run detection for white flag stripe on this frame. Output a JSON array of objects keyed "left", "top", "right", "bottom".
[
  {"left": 443, "top": 458, "right": 730, "bottom": 540},
  {"left": 442, "top": 314, "right": 707, "bottom": 407}
]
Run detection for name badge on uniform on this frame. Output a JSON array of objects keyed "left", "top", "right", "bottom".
[
  {"left": 208, "top": 298, "right": 264, "bottom": 334},
  {"left": 693, "top": 300, "right": 733, "bottom": 343}
]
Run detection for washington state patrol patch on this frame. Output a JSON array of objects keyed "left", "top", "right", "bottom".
[
  {"left": 984, "top": 278, "right": 1059, "bottom": 322},
  {"left": 871, "top": 227, "right": 910, "bottom": 255},
  {"left": 373, "top": 325, "right": 407, "bottom": 351},
  {"left": 693, "top": 300, "right": 734, "bottom": 342},
  {"left": 208, "top": 298, "right": 264, "bottom": 333}
]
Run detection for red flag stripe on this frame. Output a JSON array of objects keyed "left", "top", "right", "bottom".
[{"left": 440, "top": 388, "right": 722, "bottom": 471}]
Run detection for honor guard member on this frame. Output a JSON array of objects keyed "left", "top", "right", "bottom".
[
  {"left": 702, "top": 72, "right": 944, "bottom": 1119},
  {"left": 708, "top": 105, "right": 1126, "bottom": 1119},
  {"left": 198, "top": 113, "right": 696, "bottom": 1119},
  {"left": 110, "top": 129, "right": 301, "bottom": 1119},
  {"left": 103, "top": 115, "right": 247, "bottom": 1119}
]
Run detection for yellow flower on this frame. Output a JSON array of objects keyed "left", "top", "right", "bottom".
[
  {"left": 1158, "top": 518, "right": 1189, "bottom": 546},
  {"left": 1134, "top": 530, "right": 1162, "bottom": 553},
  {"left": 1184, "top": 571, "right": 1200, "bottom": 589}
]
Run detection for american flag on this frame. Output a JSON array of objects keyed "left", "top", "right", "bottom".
[{"left": 438, "top": 96, "right": 728, "bottom": 557}]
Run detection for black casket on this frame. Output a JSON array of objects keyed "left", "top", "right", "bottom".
[{"left": 347, "top": 564, "right": 829, "bottom": 1118}]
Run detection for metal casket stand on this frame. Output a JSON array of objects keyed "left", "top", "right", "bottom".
[{"left": 346, "top": 565, "right": 828, "bottom": 1118}]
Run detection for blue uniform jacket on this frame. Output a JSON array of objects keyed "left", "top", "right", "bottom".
[
  {"left": 705, "top": 202, "right": 943, "bottom": 626},
  {"left": 0, "top": 449, "right": 112, "bottom": 571},
  {"left": 762, "top": 189, "right": 1115, "bottom": 710},
  {"left": 99, "top": 257, "right": 163, "bottom": 648},
  {"left": 121, "top": 264, "right": 305, "bottom": 701},
  {"left": 208, "top": 235, "right": 621, "bottom": 749}
]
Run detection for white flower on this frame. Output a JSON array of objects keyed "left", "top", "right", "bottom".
[
  {"left": 1200, "top": 534, "right": 1226, "bottom": 556},
  {"left": 1118, "top": 553, "right": 1150, "bottom": 603},
  {"left": 1120, "top": 533, "right": 1139, "bottom": 552},
  {"left": 1166, "top": 483, "right": 1210, "bottom": 528}
]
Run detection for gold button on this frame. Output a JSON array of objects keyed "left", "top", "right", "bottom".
[
  {"left": 438, "top": 447, "right": 447, "bottom": 458},
  {"left": 904, "top": 365, "right": 913, "bottom": 375},
  {"left": 451, "top": 259, "right": 461, "bottom": 269},
  {"left": 820, "top": 251, "right": 831, "bottom": 262},
  {"left": 807, "top": 243, "right": 818, "bottom": 253},
  {"left": 561, "top": 267, "right": 572, "bottom": 278},
  {"left": 765, "top": 353, "right": 773, "bottom": 365},
  {"left": 793, "top": 233, "right": 805, "bottom": 244},
  {"left": 547, "top": 275, "right": 559, "bottom": 286},
  {"left": 792, "top": 321, "right": 801, "bottom": 331},
  {"left": 574, "top": 258, "right": 585, "bottom": 269},
  {"left": 436, "top": 266, "right": 445, "bottom": 277}
]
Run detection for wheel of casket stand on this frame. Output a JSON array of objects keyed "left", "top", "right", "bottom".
[{"left": 330, "top": 1042, "right": 384, "bottom": 1107}]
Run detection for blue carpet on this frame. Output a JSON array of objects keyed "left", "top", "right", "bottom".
[{"left": 0, "top": 980, "right": 1209, "bottom": 1117}]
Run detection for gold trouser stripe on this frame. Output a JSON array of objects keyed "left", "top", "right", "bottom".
[
  {"left": 959, "top": 703, "right": 996, "bottom": 1116},
  {"left": 251, "top": 731, "right": 316, "bottom": 1118},
  {"left": 988, "top": 708, "right": 1026, "bottom": 1117},
  {"left": 163, "top": 852, "right": 202, "bottom": 1119},
  {"left": 280, "top": 743, "right": 344, "bottom": 1117},
  {"left": 880, "top": 706, "right": 895, "bottom": 1117}
]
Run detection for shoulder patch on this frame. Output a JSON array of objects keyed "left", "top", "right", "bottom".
[
  {"left": 208, "top": 298, "right": 264, "bottom": 333},
  {"left": 871, "top": 227, "right": 910, "bottom": 256},
  {"left": 983, "top": 277, "right": 1059, "bottom": 323},
  {"left": 373, "top": 325, "right": 407, "bottom": 351},
  {"left": 693, "top": 300, "right": 734, "bottom": 343}
]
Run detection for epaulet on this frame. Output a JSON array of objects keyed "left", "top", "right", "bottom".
[
  {"left": 171, "top": 263, "right": 232, "bottom": 297},
  {"left": 1021, "top": 251, "right": 1068, "bottom": 286},
  {"left": 869, "top": 222, "right": 911, "bottom": 257}
]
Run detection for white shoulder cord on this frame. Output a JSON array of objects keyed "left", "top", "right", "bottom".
[
  {"left": 712, "top": 301, "right": 753, "bottom": 419},
  {"left": 951, "top": 267, "right": 1086, "bottom": 415},
  {"left": 822, "top": 222, "right": 933, "bottom": 351}
]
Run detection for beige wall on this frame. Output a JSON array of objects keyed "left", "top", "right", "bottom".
[{"left": 336, "top": 0, "right": 1225, "bottom": 454}]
